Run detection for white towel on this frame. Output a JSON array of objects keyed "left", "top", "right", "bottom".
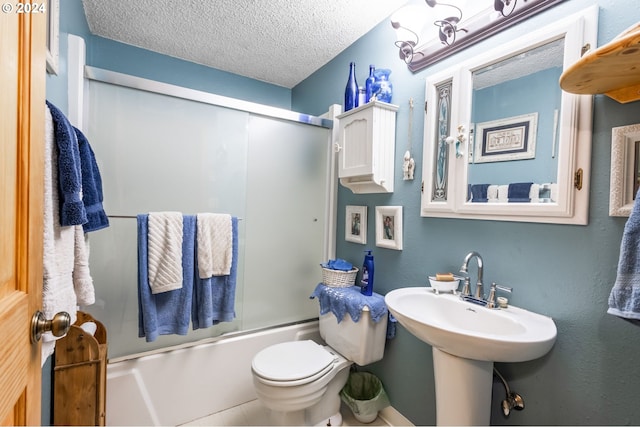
[
  {"left": 487, "top": 185, "right": 499, "bottom": 202},
  {"left": 550, "top": 183, "right": 559, "bottom": 202},
  {"left": 42, "top": 105, "right": 81, "bottom": 364},
  {"left": 529, "top": 183, "right": 540, "bottom": 203},
  {"left": 497, "top": 185, "right": 509, "bottom": 202},
  {"left": 197, "top": 213, "right": 233, "bottom": 278},
  {"left": 147, "top": 212, "right": 184, "bottom": 294}
]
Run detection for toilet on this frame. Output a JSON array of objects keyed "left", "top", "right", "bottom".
[{"left": 251, "top": 306, "right": 388, "bottom": 426}]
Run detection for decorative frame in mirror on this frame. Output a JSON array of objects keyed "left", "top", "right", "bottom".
[
  {"left": 609, "top": 124, "right": 640, "bottom": 217},
  {"left": 420, "top": 6, "right": 598, "bottom": 225}
]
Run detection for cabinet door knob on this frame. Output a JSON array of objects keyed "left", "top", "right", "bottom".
[
  {"left": 333, "top": 142, "right": 342, "bottom": 153},
  {"left": 30, "top": 310, "right": 71, "bottom": 343}
]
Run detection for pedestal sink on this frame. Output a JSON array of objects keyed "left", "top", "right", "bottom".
[{"left": 385, "top": 287, "right": 557, "bottom": 426}]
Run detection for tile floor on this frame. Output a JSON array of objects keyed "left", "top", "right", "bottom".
[{"left": 180, "top": 399, "right": 412, "bottom": 426}]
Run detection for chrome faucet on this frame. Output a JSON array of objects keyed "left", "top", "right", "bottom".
[{"left": 460, "top": 251, "right": 484, "bottom": 299}]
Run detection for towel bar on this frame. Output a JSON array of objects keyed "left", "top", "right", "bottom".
[{"left": 108, "top": 214, "right": 243, "bottom": 220}]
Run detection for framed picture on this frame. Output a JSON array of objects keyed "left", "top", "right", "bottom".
[
  {"left": 345, "top": 205, "right": 367, "bottom": 244},
  {"left": 46, "top": 0, "right": 60, "bottom": 75},
  {"left": 375, "top": 206, "right": 403, "bottom": 250},
  {"left": 609, "top": 123, "right": 640, "bottom": 217},
  {"left": 474, "top": 113, "right": 538, "bottom": 163}
]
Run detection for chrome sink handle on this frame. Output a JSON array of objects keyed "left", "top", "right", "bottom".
[
  {"left": 487, "top": 282, "right": 513, "bottom": 309},
  {"left": 456, "top": 273, "right": 471, "bottom": 296}
]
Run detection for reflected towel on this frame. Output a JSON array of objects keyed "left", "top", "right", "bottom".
[
  {"left": 148, "top": 212, "right": 184, "bottom": 294},
  {"left": 529, "top": 183, "right": 541, "bottom": 203},
  {"left": 192, "top": 217, "right": 238, "bottom": 329},
  {"left": 508, "top": 182, "right": 533, "bottom": 203},
  {"left": 310, "top": 284, "right": 387, "bottom": 323},
  {"left": 498, "top": 185, "right": 509, "bottom": 202},
  {"left": 488, "top": 185, "right": 499, "bottom": 202},
  {"left": 196, "top": 213, "right": 233, "bottom": 278},
  {"left": 608, "top": 189, "right": 640, "bottom": 320},
  {"left": 470, "top": 184, "right": 490, "bottom": 203},
  {"left": 138, "top": 214, "right": 195, "bottom": 342}
]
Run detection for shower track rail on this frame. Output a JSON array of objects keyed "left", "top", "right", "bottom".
[
  {"left": 108, "top": 318, "right": 319, "bottom": 364},
  {"left": 84, "top": 66, "right": 333, "bottom": 129}
]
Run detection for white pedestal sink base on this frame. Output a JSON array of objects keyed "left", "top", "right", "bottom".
[{"left": 432, "top": 348, "right": 493, "bottom": 426}]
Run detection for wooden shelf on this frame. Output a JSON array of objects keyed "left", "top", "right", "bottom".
[{"left": 560, "top": 23, "right": 640, "bottom": 103}]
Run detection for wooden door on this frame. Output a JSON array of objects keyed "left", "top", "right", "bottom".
[{"left": 0, "top": 10, "right": 46, "bottom": 426}]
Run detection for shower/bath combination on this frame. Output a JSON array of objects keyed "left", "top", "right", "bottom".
[{"left": 494, "top": 367, "right": 525, "bottom": 417}]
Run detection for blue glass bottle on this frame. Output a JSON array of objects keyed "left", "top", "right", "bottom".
[
  {"left": 365, "top": 65, "right": 375, "bottom": 103},
  {"left": 344, "top": 62, "right": 359, "bottom": 112}
]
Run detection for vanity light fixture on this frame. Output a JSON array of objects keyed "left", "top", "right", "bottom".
[{"left": 391, "top": 0, "right": 563, "bottom": 72}]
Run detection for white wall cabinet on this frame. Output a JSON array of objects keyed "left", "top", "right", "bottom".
[{"left": 336, "top": 101, "right": 398, "bottom": 194}]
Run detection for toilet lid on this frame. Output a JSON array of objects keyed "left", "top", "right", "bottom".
[{"left": 252, "top": 340, "right": 335, "bottom": 382}]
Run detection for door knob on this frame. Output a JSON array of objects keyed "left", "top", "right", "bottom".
[{"left": 30, "top": 310, "right": 71, "bottom": 343}]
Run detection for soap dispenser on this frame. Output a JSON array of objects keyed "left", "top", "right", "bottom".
[{"left": 360, "top": 250, "right": 375, "bottom": 296}]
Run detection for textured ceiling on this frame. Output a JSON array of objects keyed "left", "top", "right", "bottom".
[{"left": 81, "top": 0, "right": 410, "bottom": 88}]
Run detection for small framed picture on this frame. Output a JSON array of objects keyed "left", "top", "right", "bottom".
[
  {"left": 345, "top": 205, "right": 367, "bottom": 244},
  {"left": 375, "top": 206, "right": 403, "bottom": 250}
]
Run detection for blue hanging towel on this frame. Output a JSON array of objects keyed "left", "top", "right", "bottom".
[
  {"left": 74, "top": 127, "right": 109, "bottom": 233},
  {"left": 45, "top": 100, "right": 87, "bottom": 226},
  {"left": 137, "top": 214, "right": 195, "bottom": 342},
  {"left": 608, "top": 189, "right": 640, "bottom": 320},
  {"left": 192, "top": 216, "right": 239, "bottom": 330}
]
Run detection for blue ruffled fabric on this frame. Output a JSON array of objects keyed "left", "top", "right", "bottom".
[{"left": 310, "top": 283, "right": 387, "bottom": 323}]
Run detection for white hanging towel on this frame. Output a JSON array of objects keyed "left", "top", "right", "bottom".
[
  {"left": 197, "top": 213, "right": 233, "bottom": 278},
  {"left": 147, "top": 212, "right": 184, "bottom": 294}
]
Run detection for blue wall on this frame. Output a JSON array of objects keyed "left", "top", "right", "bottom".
[
  {"left": 293, "top": 0, "right": 640, "bottom": 425},
  {"left": 46, "top": 1, "right": 291, "bottom": 112},
  {"left": 45, "top": 0, "right": 640, "bottom": 425}
]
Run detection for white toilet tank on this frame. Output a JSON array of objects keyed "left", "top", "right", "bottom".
[{"left": 319, "top": 307, "right": 387, "bottom": 366}]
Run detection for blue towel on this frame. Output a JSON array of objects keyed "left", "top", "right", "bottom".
[
  {"left": 310, "top": 284, "right": 387, "bottom": 323},
  {"left": 192, "top": 217, "right": 239, "bottom": 329},
  {"left": 470, "top": 184, "right": 490, "bottom": 203},
  {"left": 508, "top": 182, "right": 532, "bottom": 203},
  {"left": 322, "top": 259, "right": 354, "bottom": 271},
  {"left": 137, "top": 214, "right": 195, "bottom": 342},
  {"left": 46, "top": 101, "right": 87, "bottom": 226},
  {"left": 74, "top": 127, "right": 109, "bottom": 233},
  {"left": 608, "top": 189, "right": 640, "bottom": 320}
]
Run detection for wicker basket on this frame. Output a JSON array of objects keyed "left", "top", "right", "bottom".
[{"left": 321, "top": 266, "right": 359, "bottom": 287}]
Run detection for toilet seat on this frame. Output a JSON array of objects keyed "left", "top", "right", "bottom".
[{"left": 252, "top": 340, "right": 337, "bottom": 386}]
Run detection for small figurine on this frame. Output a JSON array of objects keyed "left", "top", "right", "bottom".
[{"left": 403, "top": 150, "right": 415, "bottom": 180}]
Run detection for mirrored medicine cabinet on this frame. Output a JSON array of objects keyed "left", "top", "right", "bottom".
[{"left": 420, "top": 6, "right": 598, "bottom": 225}]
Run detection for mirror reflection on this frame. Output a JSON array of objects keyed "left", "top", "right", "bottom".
[{"left": 467, "top": 38, "right": 564, "bottom": 204}]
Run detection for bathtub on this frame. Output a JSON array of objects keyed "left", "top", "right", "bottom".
[{"left": 105, "top": 320, "right": 321, "bottom": 426}]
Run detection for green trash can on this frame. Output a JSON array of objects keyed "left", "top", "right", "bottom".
[{"left": 340, "top": 371, "right": 390, "bottom": 423}]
